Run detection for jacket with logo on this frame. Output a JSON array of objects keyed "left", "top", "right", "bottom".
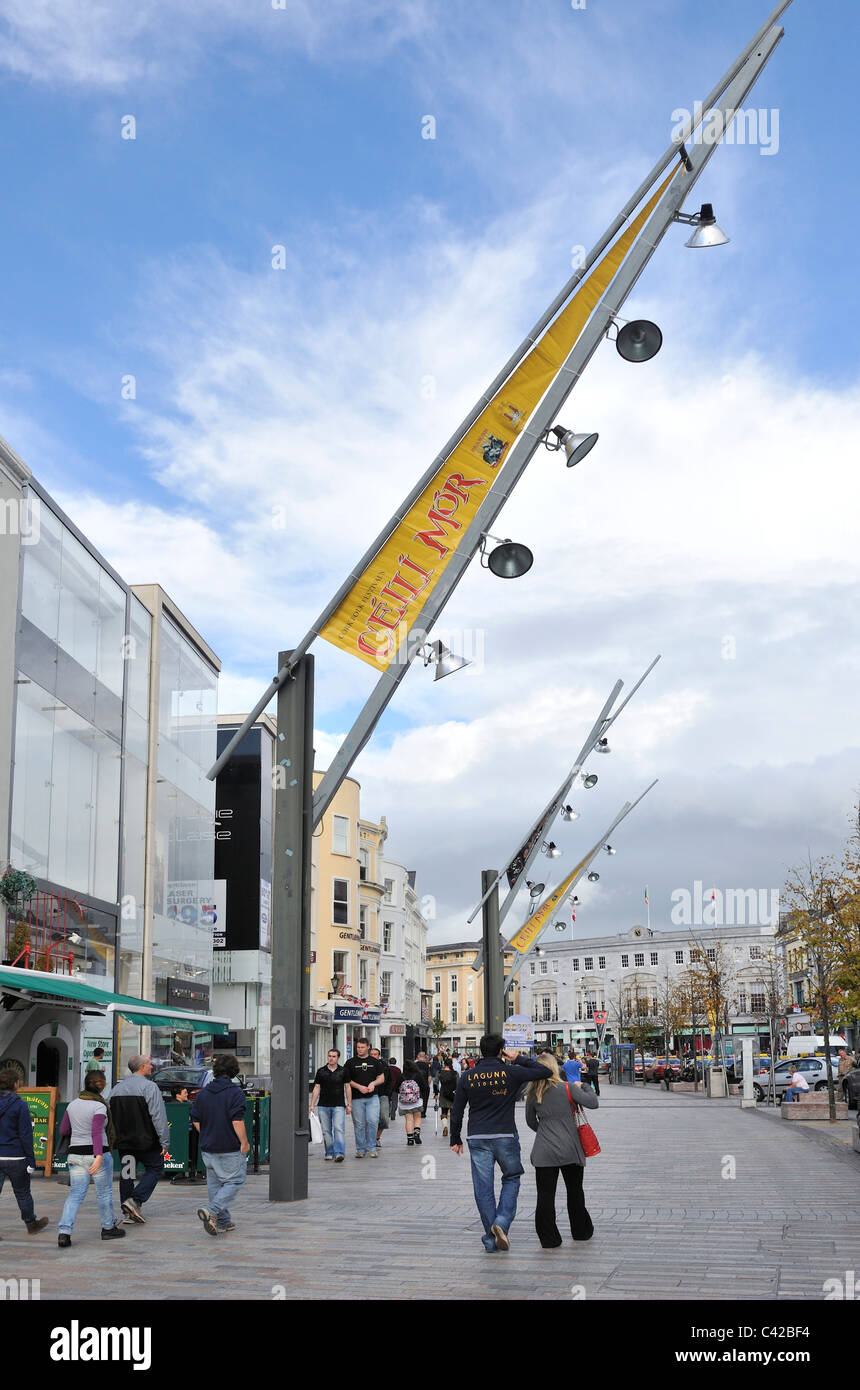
[{"left": 449, "top": 1056, "right": 551, "bottom": 1146}]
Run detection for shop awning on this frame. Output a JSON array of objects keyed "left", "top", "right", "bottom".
[{"left": 0, "top": 965, "right": 230, "bottom": 1035}]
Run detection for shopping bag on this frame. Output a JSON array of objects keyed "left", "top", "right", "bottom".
[{"left": 309, "top": 1111, "right": 324, "bottom": 1145}]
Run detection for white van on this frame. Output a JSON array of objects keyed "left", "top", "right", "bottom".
[{"left": 787, "top": 1034, "right": 846, "bottom": 1059}]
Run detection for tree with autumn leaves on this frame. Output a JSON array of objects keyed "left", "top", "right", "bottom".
[{"left": 781, "top": 806, "right": 860, "bottom": 1120}]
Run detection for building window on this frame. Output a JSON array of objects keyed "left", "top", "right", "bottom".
[
  {"left": 540, "top": 960, "right": 548, "bottom": 975},
  {"left": 706, "top": 948, "right": 716, "bottom": 962},
  {"left": 333, "top": 950, "right": 348, "bottom": 987},
  {"left": 383, "top": 921, "right": 392, "bottom": 952},
  {"left": 450, "top": 974, "right": 458, "bottom": 993},
  {"left": 434, "top": 974, "right": 441, "bottom": 994},
  {"left": 584, "top": 957, "right": 593, "bottom": 970},
  {"left": 451, "top": 1002, "right": 458, "bottom": 1023},
  {"left": 690, "top": 949, "right": 702, "bottom": 962},
  {"left": 552, "top": 960, "right": 559, "bottom": 973},
  {"left": 572, "top": 959, "right": 579, "bottom": 972},
  {"left": 435, "top": 1002, "right": 441, "bottom": 1020},
  {"left": 585, "top": 1000, "right": 594, "bottom": 1019},
  {"left": 675, "top": 950, "right": 684, "bottom": 964},
  {"left": 358, "top": 848, "right": 369, "bottom": 880},
  {"left": 598, "top": 955, "right": 606, "bottom": 969},
  {"left": 529, "top": 963, "right": 536, "bottom": 976},
  {"left": 332, "top": 814, "right": 350, "bottom": 856},
  {"left": 621, "top": 954, "right": 629, "bottom": 968},
  {"left": 750, "top": 991, "right": 765, "bottom": 1013},
  {"left": 541, "top": 996, "right": 552, "bottom": 1022},
  {"left": 652, "top": 995, "right": 659, "bottom": 1015},
  {"left": 749, "top": 945, "right": 762, "bottom": 960},
  {"left": 738, "top": 990, "right": 747, "bottom": 1012},
  {"left": 381, "top": 971, "right": 392, "bottom": 998},
  {"left": 384, "top": 878, "right": 394, "bottom": 903},
  {"left": 333, "top": 879, "right": 349, "bottom": 925},
  {"left": 359, "top": 904, "right": 367, "bottom": 939},
  {"left": 650, "top": 952, "right": 658, "bottom": 966},
  {"left": 634, "top": 952, "right": 644, "bottom": 967},
  {"left": 359, "top": 960, "right": 368, "bottom": 996},
  {"left": 467, "top": 1003, "right": 474, "bottom": 1023}
]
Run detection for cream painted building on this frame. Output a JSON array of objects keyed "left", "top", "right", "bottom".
[{"left": 426, "top": 941, "right": 520, "bottom": 1054}]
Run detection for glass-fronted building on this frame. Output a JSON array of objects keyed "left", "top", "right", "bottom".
[{"left": 1, "top": 460, "right": 224, "bottom": 1094}]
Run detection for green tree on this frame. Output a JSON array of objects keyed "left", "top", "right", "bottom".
[
  {"left": 782, "top": 854, "right": 847, "bottom": 1120},
  {"left": 429, "top": 1017, "right": 448, "bottom": 1044}
]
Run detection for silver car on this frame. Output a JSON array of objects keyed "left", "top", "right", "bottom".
[{"left": 752, "top": 1056, "right": 833, "bottom": 1102}]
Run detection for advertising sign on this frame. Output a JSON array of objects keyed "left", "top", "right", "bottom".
[
  {"left": 20, "top": 1087, "right": 56, "bottom": 1171},
  {"left": 503, "top": 1015, "right": 534, "bottom": 1048},
  {"left": 167, "top": 879, "right": 227, "bottom": 949},
  {"left": 333, "top": 1003, "right": 364, "bottom": 1023},
  {"left": 259, "top": 879, "right": 271, "bottom": 952}
]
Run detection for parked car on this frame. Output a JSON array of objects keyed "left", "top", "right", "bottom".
[
  {"left": 751, "top": 1056, "right": 833, "bottom": 1103},
  {"left": 151, "top": 1065, "right": 213, "bottom": 1099}
]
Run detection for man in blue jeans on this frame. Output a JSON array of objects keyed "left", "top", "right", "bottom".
[
  {"left": 191, "top": 1053, "right": 249, "bottom": 1235},
  {"left": 310, "top": 1049, "right": 349, "bottom": 1161},
  {"left": 450, "top": 1035, "right": 550, "bottom": 1252},
  {"left": 109, "top": 1054, "right": 170, "bottom": 1224},
  {"left": 342, "top": 1038, "right": 385, "bottom": 1158}
]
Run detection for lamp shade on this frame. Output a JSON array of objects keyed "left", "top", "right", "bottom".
[
  {"left": 433, "top": 646, "right": 471, "bottom": 681},
  {"left": 487, "top": 540, "right": 534, "bottom": 579},
  {"left": 562, "top": 431, "right": 599, "bottom": 468},
  {"left": 616, "top": 319, "right": 663, "bottom": 363}
]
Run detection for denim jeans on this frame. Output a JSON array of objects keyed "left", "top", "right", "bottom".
[
  {"left": 0, "top": 1158, "right": 35, "bottom": 1224},
  {"left": 467, "top": 1136, "right": 524, "bottom": 1250},
  {"left": 318, "top": 1106, "right": 346, "bottom": 1158},
  {"left": 118, "top": 1147, "right": 164, "bottom": 1206},
  {"left": 783, "top": 1086, "right": 807, "bottom": 1103},
  {"left": 350, "top": 1095, "right": 380, "bottom": 1154},
  {"left": 202, "top": 1149, "right": 247, "bottom": 1228},
  {"left": 59, "top": 1153, "right": 118, "bottom": 1234}
]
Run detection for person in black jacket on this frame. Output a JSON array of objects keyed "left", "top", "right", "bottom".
[
  {"left": 413, "top": 1053, "right": 431, "bottom": 1117},
  {"left": 0, "top": 1070, "right": 50, "bottom": 1234},
  {"left": 437, "top": 1059, "right": 458, "bottom": 1137}
]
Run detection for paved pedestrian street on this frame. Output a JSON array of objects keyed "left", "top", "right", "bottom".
[{"left": 3, "top": 1085, "right": 858, "bottom": 1302}]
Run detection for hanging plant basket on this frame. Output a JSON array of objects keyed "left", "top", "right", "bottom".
[{"left": 0, "top": 869, "right": 39, "bottom": 908}]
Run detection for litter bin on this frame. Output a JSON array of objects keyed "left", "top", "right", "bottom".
[{"left": 707, "top": 1066, "right": 727, "bottom": 1098}]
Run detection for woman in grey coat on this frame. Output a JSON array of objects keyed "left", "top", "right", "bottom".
[{"left": 525, "top": 1051, "right": 599, "bottom": 1248}]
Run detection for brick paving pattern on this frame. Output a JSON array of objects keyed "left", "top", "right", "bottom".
[{"left": 2, "top": 1085, "right": 858, "bottom": 1300}]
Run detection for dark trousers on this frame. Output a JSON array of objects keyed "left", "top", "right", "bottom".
[
  {"left": 119, "top": 1148, "right": 164, "bottom": 1206},
  {"left": 0, "top": 1159, "right": 36, "bottom": 1224},
  {"left": 584, "top": 1074, "right": 600, "bottom": 1096},
  {"left": 534, "top": 1163, "right": 593, "bottom": 1248}
]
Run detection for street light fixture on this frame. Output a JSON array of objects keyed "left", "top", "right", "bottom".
[
  {"left": 587, "top": 871, "right": 600, "bottom": 883},
  {"left": 604, "top": 844, "right": 616, "bottom": 856},
  {"left": 614, "top": 319, "right": 664, "bottom": 363},
  {"left": 526, "top": 881, "right": 546, "bottom": 899},
  {"left": 596, "top": 737, "right": 611, "bottom": 754},
  {"left": 542, "top": 425, "right": 600, "bottom": 468},
  {"left": 581, "top": 773, "right": 598, "bottom": 790},
  {"left": 674, "top": 202, "right": 731, "bottom": 248},
  {"left": 480, "top": 533, "right": 534, "bottom": 579},
  {"left": 554, "top": 921, "right": 567, "bottom": 932},
  {"left": 419, "top": 640, "right": 471, "bottom": 681},
  {"left": 542, "top": 841, "right": 562, "bottom": 858},
  {"left": 561, "top": 805, "right": 580, "bottom": 822}
]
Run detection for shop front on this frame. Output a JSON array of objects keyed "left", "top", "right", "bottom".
[
  {"left": 382, "top": 1020, "right": 406, "bottom": 1061},
  {"left": 332, "top": 1001, "right": 364, "bottom": 1060}
]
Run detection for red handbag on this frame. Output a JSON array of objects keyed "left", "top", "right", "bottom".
[{"left": 565, "top": 1083, "right": 601, "bottom": 1157}]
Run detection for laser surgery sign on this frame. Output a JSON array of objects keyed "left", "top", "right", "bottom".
[
  {"left": 320, "top": 170, "right": 678, "bottom": 670},
  {"left": 508, "top": 853, "right": 592, "bottom": 956}
]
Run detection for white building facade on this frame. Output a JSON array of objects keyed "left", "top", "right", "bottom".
[
  {"left": 518, "top": 922, "right": 780, "bottom": 1053},
  {"left": 379, "top": 860, "right": 427, "bottom": 1060}
]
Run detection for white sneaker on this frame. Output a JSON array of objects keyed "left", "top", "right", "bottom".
[{"left": 324, "top": 1155, "right": 334, "bottom": 1161}]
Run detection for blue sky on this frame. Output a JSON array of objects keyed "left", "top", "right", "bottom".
[{"left": 2, "top": 0, "right": 858, "bottom": 942}]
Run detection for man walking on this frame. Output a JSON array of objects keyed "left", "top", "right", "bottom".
[
  {"left": 109, "top": 1055, "right": 170, "bottom": 1224},
  {"left": 191, "top": 1053, "right": 249, "bottom": 1235},
  {"left": 450, "top": 1035, "right": 550, "bottom": 1253},
  {"left": 0, "top": 1070, "right": 50, "bottom": 1235},
  {"left": 370, "top": 1048, "right": 392, "bottom": 1150},
  {"left": 584, "top": 1052, "right": 600, "bottom": 1096},
  {"left": 562, "top": 1051, "right": 583, "bottom": 1085},
  {"left": 310, "top": 1048, "right": 349, "bottom": 1162},
  {"left": 342, "top": 1039, "right": 385, "bottom": 1158},
  {"left": 414, "top": 1052, "right": 431, "bottom": 1117}
]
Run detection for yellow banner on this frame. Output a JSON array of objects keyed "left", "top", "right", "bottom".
[
  {"left": 321, "top": 169, "right": 679, "bottom": 668},
  {"left": 508, "top": 853, "right": 592, "bottom": 956}
]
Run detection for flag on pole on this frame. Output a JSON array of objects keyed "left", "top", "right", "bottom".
[
  {"left": 644, "top": 887, "right": 649, "bottom": 906},
  {"left": 320, "top": 170, "right": 679, "bottom": 669}
]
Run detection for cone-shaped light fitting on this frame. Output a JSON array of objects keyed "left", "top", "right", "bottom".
[
  {"left": 487, "top": 539, "right": 534, "bottom": 579},
  {"left": 616, "top": 319, "right": 663, "bottom": 363}
]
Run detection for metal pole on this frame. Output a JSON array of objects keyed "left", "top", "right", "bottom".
[
  {"left": 312, "top": 25, "right": 785, "bottom": 826},
  {"left": 207, "top": 6, "right": 795, "bottom": 788},
  {"left": 482, "top": 871, "right": 505, "bottom": 1038},
  {"left": 269, "top": 651, "right": 313, "bottom": 1202}
]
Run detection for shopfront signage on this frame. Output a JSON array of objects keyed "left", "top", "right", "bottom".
[
  {"left": 310, "top": 1009, "right": 331, "bottom": 1026},
  {"left": 386, "top": 1024, "right": 406, "bottom": 1036},
  {"left": 362, "top": 1006, "right": 381, "bottom": 1025},
  {"left": 333, "top": 1003, "right": 364, "bottom": 1022},
  {"left": 167, "top": 978, "right": 211, "bottom": 1013}
]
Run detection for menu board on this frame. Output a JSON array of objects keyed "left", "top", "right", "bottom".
[{"left": 18, "top": 1087, "right": 57, "bottom": 1171}]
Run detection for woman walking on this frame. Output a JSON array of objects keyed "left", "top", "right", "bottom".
[
  {"left": 524, "top": 1051, "right": 599, "bottom": 1249},
  {"left": 57, "top": 1071, "right": 125, "bottom": 1247},
  {"left": 437, "top": 1058, "right": 458, "bottom": 1137},
  {"left": 397, "top": 1061, "right": 425, "bottom": 1145}
]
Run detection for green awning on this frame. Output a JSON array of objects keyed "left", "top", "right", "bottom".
[{"left": 0, "top": 965, "right": 230, "bottom": 1035}]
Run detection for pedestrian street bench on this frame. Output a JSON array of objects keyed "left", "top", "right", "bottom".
[{"left": 780, "top": 1096, "right": 850, "bottom": 1121}]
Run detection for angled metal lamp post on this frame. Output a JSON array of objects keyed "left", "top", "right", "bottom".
[{"left": 205, "top": 2, "right": 796, "bottom": 1201}]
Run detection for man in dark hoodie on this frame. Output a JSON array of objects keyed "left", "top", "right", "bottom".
[
  {"left": 0, "top": 1069, "right": 50, "bottom": 1235},
  {"left": 190, "top": 1054, "right": 249, "bottom": 1236},
  {"left": 450, "top": 1035, "right": 550, "bottom": 1253}
]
